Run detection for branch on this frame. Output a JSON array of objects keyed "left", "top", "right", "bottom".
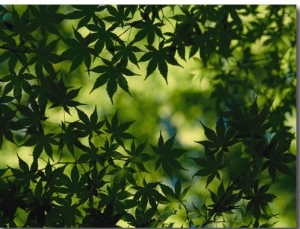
[
  {"left": 201, "top": 170, "right": 246, "bottom": 227},
  {"left": 177, "top": 197, "right": 192, "bottom": 227}
]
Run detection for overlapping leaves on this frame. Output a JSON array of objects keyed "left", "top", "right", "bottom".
[
  {"left": 226, "top": 100, "right": 272, "bottom": 139},
  {"left": 104, "top": 111, "right": 135, "bottom": 146},
  {"left": 22, "top": 132, "right": 58, "bottom": 160},
  {"left": 207, "top": 181, "right": 241, "bottom": 216},
  {"left": 262, "top": 133, "right": 296, "bottom": 181},
  {"left": 0, "top": 67, "right": 34, "bottom": 102},
  {"left": 14, "top": 98, "right": 47, "bottom": 136},
  {"left": 151, "top": 132, "right": 187, "bottom": 178},
  {"left": 66, "top": 5, "right": 105, "bottom": 29},
  {"left": 85, "top": 18, "right": 123, "bottom": 55},
  {"left": 28, "top": 5, "right": 64, "bottom": 36},
  {"left": 0, "top": 96, "right": 18, "bottom": 147},
  {"left": 132, "top": 179, "right": 168, "bottom": 212},
  {"left": 61, "top": 28, "right": 93, "bottom": 73},
  {"left": 159, "top": 179, "right": 190, "bottom": 201},
  {"left": 74, "top": 107, "right": 104, "bottom": 140},
  {"left": 28, "top": 38, "right": 61, "bottom": 76},
  {"left": 125, "top": 140, "right": 152, "bottom": 173},
  {"left": 244, "top": 182, "right": 276, "bottom": 220},
  {"left": 191, "top": 151, "right": 225, "bottom": 187},
  {"left": 41, "top": 77, "right": 84, "bottom": 114},
  {"left": 196, "top": 117, "right": 238, "bottom": 154}
]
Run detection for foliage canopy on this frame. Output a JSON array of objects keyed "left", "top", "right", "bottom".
[{"left": 0, "top": 5, "right": 297, "bottom": 228}]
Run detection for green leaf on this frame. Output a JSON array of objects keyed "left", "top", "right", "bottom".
[
  {"left": 165, "top": 134, "right": 175, "bottom": 150},
  {"left": 274, "top": 162, "right": 293, "bottom": 175},
  {"left": 30, "top": 159, "right": 38, "bottom": 171},
  {"left": 209, "top": 189, "right": 218, "bottom": 204},
  {"left": 158, "top": 60, "right": 168, "bottom": 82},
  {"left": 258, "top": 183, "right": 271, "bottom": 194},
  {"left": 107, "top": 77, "right": 118, "bottom": 103},
  {"left": 280, "top": 153, "right": 296, "bottom": 163},
  {"left": 192, "top": 168, "right": 211, "bottom": 177},
  {"left": 117, "top": 75, "right": 131, "bottom": 96},
  {"left": 34, "top": 179, "right": 43, "bottom": 198},
  {"left": 179, "top": 185, "right": 191, "bottom": 199},
  {"left": 206, "top": 173, "right": 215, "bottom": 188},
  {"left": 191, "top": 153, "right": 224, "bottom": 187},
  {"left": 159, "top": 183, "right": 176, "bottom": 199},
  {"left": 71, "top": 164, "right": 79, "bottom": 183},
  {"left": 33, "top": 143, "right": 43, "bottom": 160},
  {"left": 76, "top": 108, "right": 90, "bottom": 125},
  {"left": 216, "top": 117, "right": 225, "bottom": 139},
  {"left": 146, "top": 59, "right": 157, "bottom": 77},
  {"left": 0, "top": 168, "right": 8, "bottom": 177},
  {"left": 152, "top": 132, "right": 186, "bottom": 178},
  {"left": 174, "top": 179, "right": 181, "bottom": 197},
  {"left": 158, "top": 131, "right": 164, "bottom": 149},
  {"left": 200, "top": 121, "right": 218, "bottom": 142},
  {"left": 90, "top": 73, "right": 110, "bottom": 93}
]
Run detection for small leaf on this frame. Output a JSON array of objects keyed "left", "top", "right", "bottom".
[
  {"left": 174, "top": 179, "right": 181, "bottom": 197},
  {"left": 33, "top": 143, "right": 43, "bottom": 160},
  {"left": 158, "top": 131, "right": 164, "bottom": 149},
  {"left": 165, "top": 134, "right": 175, "bottom": 150},
  {"left": 275, "top": 162, "right": 293, "bottom": 175},
  {"left": 209, "top": 189, "right": 218, "bottom": 204},
  {"left": 90, "top": 73, "right": 110, "bottom": 93},
  {"left": 111, "top": 111, "right": 119, "bottom": 127},
  {"left": 192, "top": 169, "right": 211, "bottom": 178},
  {"left": 91, "top": 106, "right": 98, "bottom": 124},
  {"left": 258, "top": 183, "right": 271, "bottom": 194},
  {"left": 107, "top": 77, "right": 117, "bottom": 103},
  {"left": 206, "top": 173, "right": 215, "bottom": 188},
  {"left": 146, "top": 59, "right": 157, "bottom": 78},
  {"left": 34, "top": 179, "right": 43, "bottom": 198},
  {"left": 71, "top": 164, "right": 79, "bottom": 183},
  {"left": 280, "top": 153, "right": 296, "bottom": 163},
  {"left": 158, "top": 60, "right": 168, "bottom": 82},
  {"left": 216, "top": 117, "right": 225, "bottom": 138},
  {"left": 18, "top": 155, "right": 29, "bottom": 172},
  {"left": 179, "top": 185, "right": 191, "bottom": 199},
  {"left": 117, "top": 75, "right": 131, "bottom": 96},
  {"left": 217, "top": 182, "right": 225, "bottom": 198}
]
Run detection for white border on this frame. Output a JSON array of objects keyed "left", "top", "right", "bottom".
[{"left": 1, "top": 1, "right": 299, "bottom": 5}]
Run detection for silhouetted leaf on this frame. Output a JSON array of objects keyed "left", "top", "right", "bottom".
[
  {"left": 139, "top": 41, "right": 181, "bottom": 82},
  {"left": 151, "top": 132, "right": 187, "bottom": 178},
  {"left": 17, "top": 155, "right": 29, "bottom": 173},
  {"left": 104, "top": 111, "right": 135, "bottom": 146},
  {"left": 191, "top": 152, "right": 225, "bottom": 187},
  {"left": 90, "top": 59, "right": 137, "bottom": 103}
]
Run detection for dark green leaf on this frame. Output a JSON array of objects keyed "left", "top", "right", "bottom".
[
  {"left": 200, "top": 121, "right": 218, "bottom": 142},
  {"left": 174, "top": 179, "right": 181, "bottom": 197},
  {"left": 159, "top": 183, "right": 175, "bottom": 199},
  {"left": 216, "top": 117, "right": 225, "bottom": 139},
  {"left": 71, "top": 164, "right": 79, "bottom": 183},
  {"left": 107, "top": 77, "right": 118, "bottom": 103}
]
